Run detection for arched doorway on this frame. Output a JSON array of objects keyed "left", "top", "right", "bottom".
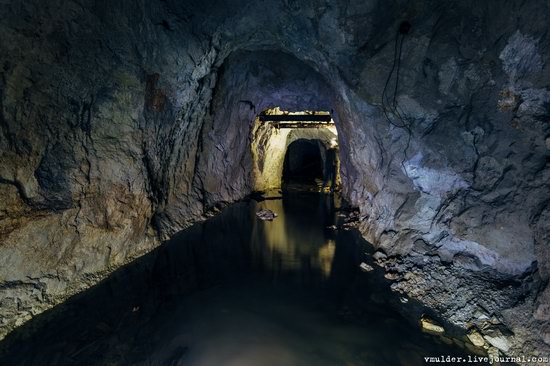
[{"left": 282, "top": 139, "right": 324, "bottom": 189}]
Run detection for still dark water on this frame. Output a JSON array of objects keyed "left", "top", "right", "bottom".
[{"left": 0, "top": 193, "right": 468, "bottom": 366}]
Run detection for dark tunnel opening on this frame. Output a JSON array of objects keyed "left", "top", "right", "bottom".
[{"left": 282, "top": 139, "right": 324, "bottom": 188}]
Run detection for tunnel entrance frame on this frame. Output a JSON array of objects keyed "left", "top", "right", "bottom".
[{"left": 250, "top": 108, "right": 340, "bottom": 192}]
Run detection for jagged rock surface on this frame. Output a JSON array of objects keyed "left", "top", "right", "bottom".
[{"left": 0, "top": 0, "right": 549, "bottom": 358}]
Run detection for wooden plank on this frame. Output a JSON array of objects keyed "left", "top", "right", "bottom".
[
  {"left": 258, "top": 114, "right": 332, "bottom": 122},
  {"left": 272, "top": 122, "right": 334, "bottom": 129}
]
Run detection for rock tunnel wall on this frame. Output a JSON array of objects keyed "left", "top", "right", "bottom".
[{"left": 1, "top": 0, "right": 549, "bottom": 356}]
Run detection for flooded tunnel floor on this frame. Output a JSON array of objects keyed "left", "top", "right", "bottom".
[{"left": 0, "top": 192, "right": 470, "bottom": 366}]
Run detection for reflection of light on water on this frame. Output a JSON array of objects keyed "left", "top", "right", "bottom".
[
  {"left": 252, "top": 199, "right": 335, "bottom": 278},
  {"left": 316, "top": 239, "right": 335, "bottom": 277}
]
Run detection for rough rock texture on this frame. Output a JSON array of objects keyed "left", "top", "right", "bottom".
[{"left": 1, "top": 0, "right": 549, "bottom": 358}]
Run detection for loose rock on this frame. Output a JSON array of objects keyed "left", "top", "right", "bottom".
[
  {"left": 373, "top": 251, "right": 387, "bottom": 261},
  {"left": 484, "top": 335, "right": 510, "bottom": 352},
  {"left": 420, "top": 316, "right": 445, "bottom": 335},
  {"left": 467, "top": 330, "right": 486, "bottom": 347},
  {"left": 256, "top": 209, "right": 278, "bottom": 221},
  {"left": 359, "top": 262, "right": 373, "bottom": 272}
]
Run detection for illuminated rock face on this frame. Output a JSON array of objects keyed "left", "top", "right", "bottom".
[
  {"left": 252, "top": 123, "right": 338, "bottom": 191},
  {"left": 0, "top": 0, "right": 549, "bottom": 355}
]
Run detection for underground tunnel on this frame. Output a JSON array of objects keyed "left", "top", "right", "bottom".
[
  {"left": 1, "top": 1, "right": 550, "bottom": 365},
  {"left": 282, "top": 139, "right": 325, "bottom": 187}
]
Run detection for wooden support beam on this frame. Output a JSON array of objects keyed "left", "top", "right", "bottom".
[
  {"left": 271, "top": 122, "right": 334, "bottom": 129},
  {"left": 258, "top": 114, "right": 332, "bottom": 122}
]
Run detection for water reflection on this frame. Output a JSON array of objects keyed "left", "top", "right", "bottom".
[
  {"left": 252, "top": 194, "right": 338, "bottom": 278},
  {"left": 0, "top": 192, "right": 470, "bottom": 366}
]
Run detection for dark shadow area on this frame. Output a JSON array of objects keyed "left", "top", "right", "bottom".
[
  {"left": 0, "top": 193, "right": 481, "bottom": 366},
  {"left": 282, "top": 139, "right": 324, "bottom": 188}
]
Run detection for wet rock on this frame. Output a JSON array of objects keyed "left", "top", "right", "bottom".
[
  {"left": 256, "top": 209, "right": 277, "bottom": 221},
  {"left": 359, "top": 262, "right": 373, "bottom": 272},
  {"left": 342, "top": 222, "right": 358, "bottom": 229},
  {"left": 420, "top": 316, "right": 445, "bottom": 335},
  {"left": 467, "top": 330, "right": 486, "bottom": 347},
  {"left": 373, "top": 251, "right": 387, "bottom": 262},
  {"left": 342, "top": 210, "right": 360, "bottom": 229},
  {"left": 345, "top": 209, "right": 360, "bottom": 221},
  {"left": 13, "top": 314, "right": 31, "bottom": 327},
  {"left": 385, "top": 255, "right": 537, "bottom": 353}
]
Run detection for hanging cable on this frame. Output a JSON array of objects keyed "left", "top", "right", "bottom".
[
  {"left": 380, "top": 21, "right": 414, "bottom": 173},
  {"left": 381, "top": 32, "right": 404, "bottom": 128},
  {"left": 381, "top": 21, "right": 412, "bottom": 131}
]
